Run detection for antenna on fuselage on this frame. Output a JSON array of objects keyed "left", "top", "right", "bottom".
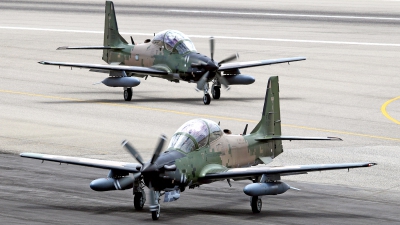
[
  {"left": 130, "top": 36, "right": 135, "bottom": 45},
  {"left": 242, "top": 124, "right": 248, "bottom": 135}
]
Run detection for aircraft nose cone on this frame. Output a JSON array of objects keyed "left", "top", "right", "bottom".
[{"left": 205, "top": 60, "right": 219, "bottom": 71}]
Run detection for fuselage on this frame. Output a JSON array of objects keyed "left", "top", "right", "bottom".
[
  {"left": 147, "top": 119, "right": 279, "bottom": 191},
  {"left": 104, "top": 30, "right": 218, "bottom": 83}
]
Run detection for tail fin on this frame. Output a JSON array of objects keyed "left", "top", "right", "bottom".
[
  {"left": 102, "top": 1, "right": 128, "bottom": 62},
  {"left": 250, "top": 76, "right": 341, "bottom": 159},
  {"left": 251, "top": 76, "right": 281, "bottom": 136}
]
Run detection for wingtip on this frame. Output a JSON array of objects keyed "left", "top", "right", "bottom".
[
  {"left": 160, "top": 134, "right": 167, "bottom": 140},
  {"left": 328, "top": 137, "right": 343, "bottom": 141},
  {"left": 121, "top": 139, "right": 128, "bottom": 146},
  {"left": 57, "top": 46, "right": 68, "bottom": 50}
]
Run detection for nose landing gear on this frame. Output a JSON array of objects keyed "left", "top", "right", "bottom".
[{"left": 202, "top": 82, "right": 211, "bottom": 105}]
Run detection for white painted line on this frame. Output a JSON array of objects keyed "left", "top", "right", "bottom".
[
  {"left": 167, "top": 10, "right": 400, "bottom": 21},
  {"left": 1, "top": 26, "right": 400, "bottom": 47}
]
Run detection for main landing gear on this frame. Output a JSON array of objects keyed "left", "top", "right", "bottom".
[
  {"left": 133, "top": 181, "right": 146, "bottom": 210},
  {"left": 124, "top": 87, "right": 132, "bottom": 101},
  {"left": 250, "top": 196, "right": 262, "bottom": 213},
  {"left": 133, "top": 189, "right": 146, "bottom": 210},
  {"left": 211, "top": 83, "right": 220, "bottom": 99}
]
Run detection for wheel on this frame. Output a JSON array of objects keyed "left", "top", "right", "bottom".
[
  {"left": 211, "top": 86, "right": 220, "bottom": 99},
  {"left": 203, "top": 94, "right": 211, "bottom": 105},
  {"left": 124, "top": 88, "right": 132, "bottom": 101},
  {"left": 151, "top": 207, "right": 160, "bottom": 220},
  {"left": 251, "top": 196, "right": 262, "bottom": 213},
  {"left": 134, "top": 191, "right": 145, "bottom": 210}
]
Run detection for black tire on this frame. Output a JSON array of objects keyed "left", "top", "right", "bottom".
[
  {"left": 124, "top": 88, "right": 132, "bottom": 101},
  {"left": 134, "top": 192, "right": 145, "bottom": 210},
  {"left": 151, "top": 210, "right": 160, "bottom": 220},
  {"left": 251, "top": 196, "right": 262, "bottom": 213},
  {"left": 211, "top": 86, "right": 220, "bottom": 99},
  {"left": 203, "top": 94, "right": 211, "bottom": 105}
]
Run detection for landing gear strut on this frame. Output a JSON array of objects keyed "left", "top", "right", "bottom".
[
  {"left": 124, "top": 87, "right": 132, "bottom": 101},
  {"left": 150, "top": 190, "right": 161, "bottom": 220},
  {"left": 250, "top": 196, "right": 262, "bottom": 213}
]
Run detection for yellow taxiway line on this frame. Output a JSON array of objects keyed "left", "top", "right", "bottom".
[
  {"left": 1, "top": 89, "right": 400, "bottom": 142},
  {"left": 381, "top": 96, "right": 400, "bottom": 125}
]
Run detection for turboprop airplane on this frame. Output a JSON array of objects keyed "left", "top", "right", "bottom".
[
  {"left": 38, "top": 1, "right": 306, "bottom": 105},
  {"left": 21, "top": 76, "right": 376, "bottom": 220}
]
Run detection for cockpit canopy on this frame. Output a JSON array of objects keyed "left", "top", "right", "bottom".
[
  {"left": 152, "top": 30, "right": 197, "bottom": 54},
  {"left": 167, "top": 119, "right": 223, "bottom": 153}
]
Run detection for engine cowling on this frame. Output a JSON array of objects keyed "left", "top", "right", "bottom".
[
  {"left": 90, "top": 177, "right": 134, "bottom": 191},
  {"left": 102, "top": 77, "right": 140, "bottom": 87},
  {"left": 243, "top": 181, "right": 290, "bottom": 196},
  {"left": 222, "top": 75, "right": 255, "bottom": 85}
]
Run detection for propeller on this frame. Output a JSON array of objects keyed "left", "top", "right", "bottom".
[
  {"left": 122, "top": 136, "right": 166, "bottom": 219},
  {"left": 122, "top": 134, "right": 167, "bottom": 174},
  {"left": 195, "top": 37, "right": 239, "bottom": 91}
]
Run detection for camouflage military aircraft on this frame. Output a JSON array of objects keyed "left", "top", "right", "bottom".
[
  {"left": 21, "top": 76, "right": 376, "bottom": 220},
  {"left": 38, "top": 1, "right": 306, "bottom": 105}
]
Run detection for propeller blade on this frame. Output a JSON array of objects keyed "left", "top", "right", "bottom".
[
  {"left": 121, "top": 140, "right": 144, "bottom": 165},
  {"left": 196, "top": 71, "right": 209, "bottom": 91},
  {"left": 132, "top": 172, "right": 141, "bottom": 180},
  {"left": 150, "top": 134, "right": 167, "bottom": 164},
  {"left": 216, "top": 72, "right": 230, "bottom": 90},
  {"left": 210, "top": 37, "right": 215, "bottom": 61},
  {"left": 218, "top": 53, "right": 239, "bottom": 65}
]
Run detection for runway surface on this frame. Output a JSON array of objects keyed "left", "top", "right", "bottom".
[
  {"left": 2, "top": 153, "right": 399, "bottom": 225},
  {"left": 0, "top": 0, "right": 399, "bottom": 224}
]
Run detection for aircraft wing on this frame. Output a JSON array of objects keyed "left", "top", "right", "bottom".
[
  {"left": 199, "top": 162, "right": 376, "bottom": 181},
  {"left": 255, "top": 136, "right": 342, "bottom": 141},
  {"left": 20, "top": 153, "right": 141, "bottom": 173},
  {"left": 218, "top": 57, "right": 306, "bottom": 71},
  {"left": 38, "top": 61, "right": 169, "bottom": 76}
]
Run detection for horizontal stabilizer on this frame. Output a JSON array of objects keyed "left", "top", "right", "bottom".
[
  {"left": 57, "top": 46, "right": 124, "bottom": 50},
  {"left": 255, "top": 136, "right": 342, "bottom": 141}
]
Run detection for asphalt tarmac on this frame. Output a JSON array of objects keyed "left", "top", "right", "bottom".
[
  {"left": 1, "top": 153, "right": 398, "bottom": 225},
  {"left": 0, "top": 0, "right": 399, "bottom": 224}
]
